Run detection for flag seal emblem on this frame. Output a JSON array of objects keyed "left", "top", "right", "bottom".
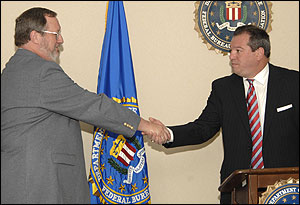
[
  {"left": 194, "top": 1, "right": 273, "bottom": 55},
  {"left": 88, "top": 2, "right": 151, "bottom": 203},
  {"left": 89, "top": 128, "right": 150, "bottom": 203},
  {"left": 89, "top": 99, "right": 151, "bottom": 204},
  {"left": 259, "top": 177, "right": 299, "bottom": 204}
]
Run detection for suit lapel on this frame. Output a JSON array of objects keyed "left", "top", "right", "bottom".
[
  {"left": 228, "top": 65, "right": 282, "bottom": 144},
  {"left": 263, "top": 64, "right": 281, "bottom": 139},
  {"left": 230, "top": 74, "right": 252, "bottom": 138}
]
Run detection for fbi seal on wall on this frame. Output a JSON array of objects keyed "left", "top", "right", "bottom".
[
  {"left": 194, "top": 1, "right": 273, "bottom": 55},
  {"left": 259, "top": 177, "right": 299, "bottom": 204}
]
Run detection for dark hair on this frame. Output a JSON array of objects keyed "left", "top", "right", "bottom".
[
  {"left": 233, "top": 25, "right": 270, "bottom": 58},
  {"left": 14, "top": 7, "right": 57, "bottom": 47}
]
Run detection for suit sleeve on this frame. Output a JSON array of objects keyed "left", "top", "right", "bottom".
[
  {"left": 39, "top": 61, "right": 140, "bottom": 137},
  {"left": 164, "top": 80, "right": 222, "bottom": 148}
]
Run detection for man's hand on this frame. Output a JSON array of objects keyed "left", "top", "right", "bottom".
[{"left": 138, "top": 117, "right": 170, "bottom": 144}]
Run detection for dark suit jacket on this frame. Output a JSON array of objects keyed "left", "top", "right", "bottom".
[
  {"left": 1, "top": 49, "right": 141, "bottom": 204},
  {"left": 164, "top": 63, "right": 299, "bottom": 203}
]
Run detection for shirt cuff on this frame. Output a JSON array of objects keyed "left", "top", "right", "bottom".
[{"left": 166, "top": 127, "right": 174, "bottom": 143}]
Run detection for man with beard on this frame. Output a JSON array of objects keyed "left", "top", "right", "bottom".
[{"left": 1, "top": 7, "right": 170, "bottom": 204}]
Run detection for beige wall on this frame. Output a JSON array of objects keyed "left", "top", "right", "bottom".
[{"left": 1, "top": 1, "right": 299, "bottom": 203}]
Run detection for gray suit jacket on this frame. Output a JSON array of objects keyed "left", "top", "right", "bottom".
[{"left": 1, "top": 49, "right": 141, "bottom": 204}]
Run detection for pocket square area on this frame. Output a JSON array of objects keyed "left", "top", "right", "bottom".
[{"left": 277, "top": 104, "right": 293, "bottom": 112}]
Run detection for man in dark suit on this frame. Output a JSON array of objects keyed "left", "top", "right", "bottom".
[
  {"left": 1, "top": 7, "right": 170, "bottom": 204},
  {"left": 150, "top": 25, "right": 299, "bottom": 203}
]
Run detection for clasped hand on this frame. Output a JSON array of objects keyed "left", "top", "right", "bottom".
[{"left": 140, "top": 117, "right": 170, "bottom": 145}]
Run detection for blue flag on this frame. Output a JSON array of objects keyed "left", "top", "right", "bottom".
[{"left": 88, "top": 1, "right": 151, "bottom": 204}]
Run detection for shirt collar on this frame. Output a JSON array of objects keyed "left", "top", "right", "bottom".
[{"left": 243, "top": 64, "right": 269, "bottom": 86}]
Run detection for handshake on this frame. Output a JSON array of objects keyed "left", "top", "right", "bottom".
[{"left": 138, "top": 117, "right": 171, "bottom": 145}]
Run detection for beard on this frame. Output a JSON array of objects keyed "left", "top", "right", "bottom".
[
  {"left": 49, "top": 49, "right": 59, "bottom": 63},
  {"left": 40, "top": 39, "right": 60, "bottom": 63}
]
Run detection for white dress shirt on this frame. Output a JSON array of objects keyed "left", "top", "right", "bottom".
[
  {"left": 243, "top": 64, "right": 269, "bottom": 135},
  {"left": 166, "top": 64, "right": 270, "bottom": 143}
]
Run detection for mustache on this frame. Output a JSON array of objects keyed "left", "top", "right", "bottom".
[{"left": 56, "top": 45, "right": 64, "bottom": 53}]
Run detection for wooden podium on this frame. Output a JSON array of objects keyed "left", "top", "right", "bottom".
[{"left": 218, "top": 167, "right": 299, "bottom": 204}]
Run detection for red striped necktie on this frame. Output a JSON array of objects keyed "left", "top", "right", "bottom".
[{"left": 246, "top": 79, "right": 264, "bottom": 169}]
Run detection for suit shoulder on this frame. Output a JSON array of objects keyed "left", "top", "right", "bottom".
[
  {"left": 212, "top": 74, "right": 239, "bottom": 87},
  {"left": 270, "top": 64, "right": 299, "bottom": 88},
  {"left": 271, "top": 63, "right": 299, "bottom": 78},
  {"left": 4, "top": 49, "right": 61, "bottom": 73}
]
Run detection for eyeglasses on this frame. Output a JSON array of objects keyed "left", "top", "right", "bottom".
[{"left": 40, "top": 30, "right": 61, "bottom": 40}]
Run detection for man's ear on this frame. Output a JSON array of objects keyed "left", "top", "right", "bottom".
[
  {"left": 30, "top": 30, "right": 42, "bottom": 44},
  {"left": 256, "top": 47, "right": 265, "bottom": 60}
]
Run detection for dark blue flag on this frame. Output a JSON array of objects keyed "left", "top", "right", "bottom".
[{"left": 88, "top": 1, "right": 151, "bottom": 204}]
